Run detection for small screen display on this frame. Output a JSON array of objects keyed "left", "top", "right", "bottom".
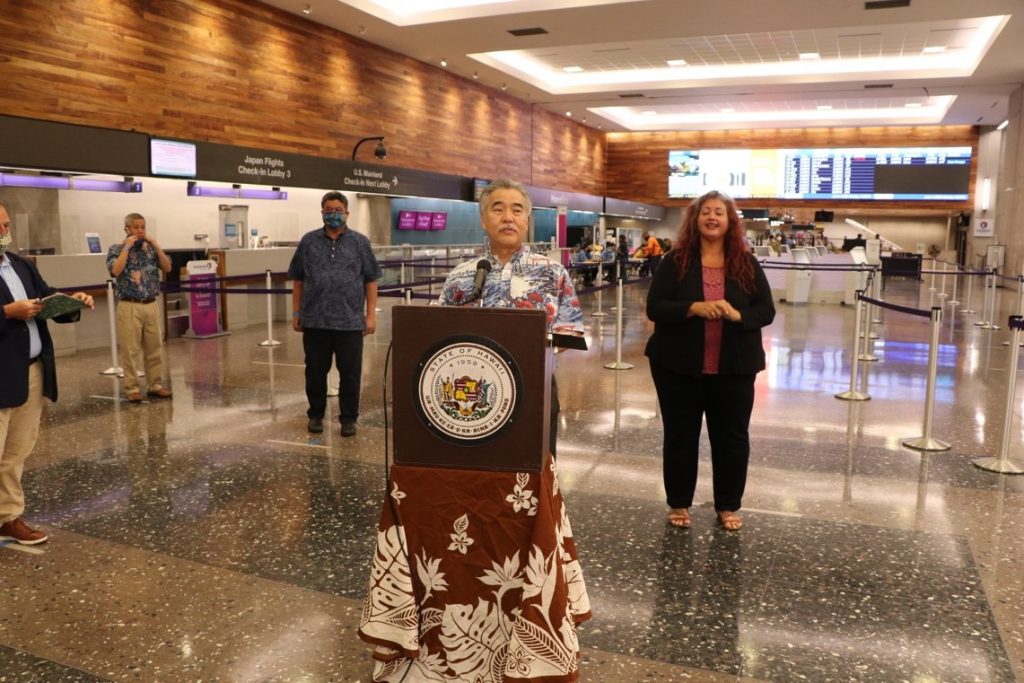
[{"left": 150, "top": 138, "right": 197, "bottom": 178}]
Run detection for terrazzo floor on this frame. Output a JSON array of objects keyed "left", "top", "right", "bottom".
[{"left": 2, "top": 275, "right": 1023, "bottom": 682}]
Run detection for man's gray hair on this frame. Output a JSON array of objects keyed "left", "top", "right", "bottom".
[
  {"left": 124, "top": 212, "right": 145, "bottom": 227},
  {"left": 478, "top": 178, "right": 532, "bottom": 217}
]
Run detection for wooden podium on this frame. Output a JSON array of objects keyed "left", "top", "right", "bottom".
[{"left": 392, "top": 305, "right": 552, "bottom": 472}]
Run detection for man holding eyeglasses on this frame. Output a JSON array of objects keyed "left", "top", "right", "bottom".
[{"left": 288, "top": 191, "right": 381, "bottom": 436}]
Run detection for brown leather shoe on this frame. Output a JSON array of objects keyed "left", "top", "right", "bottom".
[
  {"left": 0, "top": 518, "right": 48, "bottom": 545},
  {"left": 146, "top": 387, "right": 173, "bottom": 399},
  {"left": 127, "top": 390, "right": 143, "bottom": 403}
]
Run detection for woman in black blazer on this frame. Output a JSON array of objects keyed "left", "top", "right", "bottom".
[{"left": 645, "top": 191, "right": 775, "bottom": 531}]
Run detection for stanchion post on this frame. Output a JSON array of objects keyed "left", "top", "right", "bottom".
[
  {"left": 962, "top": 266, "right": 976, "bottom": 314},
  {"left": 836, "top": 290, "right": 869, "bottom": 401},
  {"left": 871, "top": 266, "right": 883, "bottom": 323},
  {"left": 938, "top": 261, "right": 948, "bottom": 298},
  {"left": 1001, "top": 275, "right": 1024, "bottom": 347},
  {"left": 603, "top": 279, "right": 634, "bottom": 371},
  {"left": 404, "top": 288, "right": 412, "bottom": 304},
  {"left": 974, "top": 314, "right": 1024, "bottom": 473},
  {"left": 259, "top": 269, "right": 282, "bottom": 347},
  {"left": 100, "top": 279, "right": 124, "bottom": 376},
  {"left": 592, "top": 262, "right": 608, "bottom": 318},
  {"left": 858, "top": 291, "right": 878, "bottom": 362},
  {"left": 928, "top": 257, "right": 936, "bottom": 291},
  {"left": 903, "top": 307, "right": 951, "bottom": 451},
  {"left": 948, "top": 263, "right": 960, "bottom": 307}
]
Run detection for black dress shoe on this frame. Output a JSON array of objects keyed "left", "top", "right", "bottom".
[
  {"left": 340, "top": 421, "right": 357, "bottom": 437},
  {"left": 308, "top": 417, "right": 324, "bottom": 433}
]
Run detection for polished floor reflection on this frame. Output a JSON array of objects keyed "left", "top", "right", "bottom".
[{"left": 2, "top": 277, "right": 1023, "bottom": 682}]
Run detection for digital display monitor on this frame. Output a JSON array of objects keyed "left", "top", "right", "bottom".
[
  {"left": 397, "top": 210, "right": 416, "bottom": 230},
  {"left": 150, "top": 138, "right": 197, "bottom": 178},
  {"left": 668, "top": 147, "right": 971, "bottom": 201}
]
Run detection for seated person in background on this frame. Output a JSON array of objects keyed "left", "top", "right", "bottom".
[
  {"left": 634, "top": 246, "right": 649, "bottom": 276},
  {"left": 573, "top": 245, "right": 597, "bottom": 286}
]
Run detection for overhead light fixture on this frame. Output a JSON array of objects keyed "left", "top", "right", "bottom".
[
  {"left": 186, "top": 182, "right": 287, "bottom": 200},
  {"left": 440, "top": 58, "right": 447, "bottom": 67},
  {"left": 904, "top": 102, "right": 922, "bottom": 108},
  {"left": 721, "top": 107, "right": 735, "bottom": 113},
  {"left": 501, "top": 83, "right": 507, "bottom": 90},
  {"left": 472, "top": 71, "right": 479, "bottom": 79},
  {"left": 563, "top": 66, "right": 584, "bottom": 73},
  {"left": 799, "top": 52, "right": 820, "bottom": 60},
  {"left": 643, "top": 110, "right": 657, "bottom": 116},
  {"left": 302, "top": 4, "right": 311, "bottom": 14},
  {"left": 923, "top": 46, "right": 945, "bottom": 53},
  {"left": 351, "top": 136, "right": 387, "bottom": 160},
  {"left": 817, "top": 104, "right": 833, "bottom": 110},
  {"left": 666, "top": 59, "right": 687, "bottom": 67},
  {"left": 997, "top": 119, "right": 1009, "bottom": 130},
  {"left": 0, "top": 173, "right": 142, "bottom": 192},
  {"left": 982, "top": 177, "right": 991, "bottom": 212},
  {"left": 565, "top": 111, "right": 572, "bottom": 117}
]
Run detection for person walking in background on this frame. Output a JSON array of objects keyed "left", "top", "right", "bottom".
[
  {"left": 438, "top": 178, "right": 582, "bottom": 456},
  {"left": 107, "top": 213, "right": 172, "bottom": 402},
  {"left": 289, "top": 191, "right": 381, "bottom": 437},
  {"left": 616, "top": 234, "right": 631, "bottom": 281},
  {"left": 643, "top": 231, "right": 664, "bottom": 275},
  {"left": 645, "top": 191, "right": 775, "bottom": 531},
  {"left": 1, "top": 201, "right": 94, "bottom": 544}
]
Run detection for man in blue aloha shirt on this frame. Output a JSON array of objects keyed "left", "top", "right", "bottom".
[{"left": 439, "top": 178, "right": 583, "bottom": 455}]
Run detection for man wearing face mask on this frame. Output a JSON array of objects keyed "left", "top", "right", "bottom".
[
  {"left": 0, "top": 201, "right": 95, "bottom": 544},
  {"left": 106, "top": 212, "right": 172, "bottom": 402},
  {"left": 288, "top": 191, "right": 382, "bottom": 436}
]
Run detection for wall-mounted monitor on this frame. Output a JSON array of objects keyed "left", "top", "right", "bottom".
[
  {"left": 150, "top": 138, "right": 197, "bottom": 178},
  {"left": 814, "top": 210, "right": 835, "bottom": 222},
  {"left": 397, "top": 210, "right": 416, "bottom": 230},
  {"left": 668, "top": 147, "right": 971, "bottom": 201},
  {"left": 741, "top": 208, "right": 769, "bottom": 219}
]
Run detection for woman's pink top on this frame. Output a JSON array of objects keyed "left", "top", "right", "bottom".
[{"left": 702, "top": 265, "right": 725, "bottom": 374}]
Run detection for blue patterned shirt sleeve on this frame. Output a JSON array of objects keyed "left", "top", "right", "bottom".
[
  {"left": 106, "top": 243, "right": 163, "bottom": 300},
  {"left": 439, "top": 246, "right": 583, "bottom": 334}
]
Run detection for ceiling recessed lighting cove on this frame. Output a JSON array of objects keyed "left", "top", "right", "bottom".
[{"left": 563, "top": 66, "right": 584, "bottom": 73}]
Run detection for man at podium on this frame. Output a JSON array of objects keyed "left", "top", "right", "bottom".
[{"left": 438, "top": 178, "right": 582, "bottom": 455}]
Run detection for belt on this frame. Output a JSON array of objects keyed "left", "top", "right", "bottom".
[{"left": 120, "top": 297, "right": 156, "bottom": 304}]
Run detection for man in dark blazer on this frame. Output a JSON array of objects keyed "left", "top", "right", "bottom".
[{"left": 0, "top": 202, "right": 94, "bottom": 545}]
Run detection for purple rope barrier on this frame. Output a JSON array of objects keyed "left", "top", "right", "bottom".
[{"left": 859, "top": 293, "right": 932, "bottom": 318}]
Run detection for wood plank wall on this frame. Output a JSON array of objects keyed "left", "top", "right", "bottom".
[
  {"left": 0, "top": 0, "right": 605, "bottom": 196},
  {"left": 606, "top": 126, "right": 978, "bottom": 213}
]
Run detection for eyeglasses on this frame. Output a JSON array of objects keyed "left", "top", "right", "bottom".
[{"left": 322, "top": 208, "right": 348, "bottom": 214}]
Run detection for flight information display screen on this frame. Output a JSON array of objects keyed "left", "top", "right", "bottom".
[{"left": 668, "top": 147, "right": 971, "bottom": 201}]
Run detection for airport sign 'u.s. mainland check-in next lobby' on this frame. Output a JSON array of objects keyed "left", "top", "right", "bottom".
[{"left": 3, "top": 1, "right": 1024, "bottom": 681}]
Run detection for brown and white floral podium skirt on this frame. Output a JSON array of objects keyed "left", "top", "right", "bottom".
[{"left": 358, "top": 456, "right": 591, "bottom": 682}]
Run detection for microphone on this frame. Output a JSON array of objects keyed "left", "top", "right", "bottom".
[{"left": 469, "top": 258, "right": 491, "bottom": 303}]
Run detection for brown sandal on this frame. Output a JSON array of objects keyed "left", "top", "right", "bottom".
[
  {"left": 668, "top": 508, "right": 691, "bottom": 528},
  {"left": 717, "top": 511, "right": 743, "bottom": 531}
]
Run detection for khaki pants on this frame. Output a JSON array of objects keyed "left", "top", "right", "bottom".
[
  {"left": 0, "top": 363, "right": 44, "bottom": 523},
  {"left": 117, "top": 300, "right": 164, "bottom": 393}
]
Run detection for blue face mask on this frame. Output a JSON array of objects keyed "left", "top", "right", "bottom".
[{"left": 323, "top": 211, "right": 347, "bottom": 229}]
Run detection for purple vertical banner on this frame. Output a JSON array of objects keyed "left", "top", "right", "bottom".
[
  {"left": 415, "top": 212, "right": 432, "bottom": 231},
  {"left": 398, "top": 211, "right": 416, "bottom": 230},
  {"left": 186, "top": 260, "right": 220, "bottom": 337},
  {"left": 430, "top": 212, "right": 447, "bottom": 230}
]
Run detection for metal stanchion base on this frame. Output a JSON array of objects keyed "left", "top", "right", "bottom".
[
  {"left": 948, "top": 300, "right": 960, "bottom": 306},
  {"left": 259, "top": 339, "right": 282, "bottom": 347},
  {"left": 868, "top": 332, "right": 879, "bottom": 339},
  {"left": 835, "top": 391, "right": 869, "bottom": 401},
  {"left": 857, "top": 354, "right": 879, "bottom": 362},
  {"left": 975, "top": 321, "right": 992, "bottom": 328},
  {"left": 962, "top": 308, "right": 976, "bottom": 314},
  {"left": 100, "top": 367, "right": 124, "bottom": 376},
  {"left": 604, "top": 361, "right": 634, "bottom": 370},
  {"left": 591, "top": 311, "right": 608, "bottom": 317},
  {"left": 902, "top": 436, "right": 951, "bottom": 451},
  {"left": 1000, "top": 341, "right": 1024, "bottom": 347},
  {"left": 938, "top": 293, "right": 948, "bottom": 298},
  {"left": 972, "top": 456, "right": 1024, "bottom": 474}
]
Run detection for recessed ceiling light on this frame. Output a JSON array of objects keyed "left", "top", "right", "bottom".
[
  {"left": 923, "top": 46, "right": 946, "bottom": 53},
  {"left": 472, "top": 71, "right": 479, "bottom": 79},
  {"left": 997, "top": 119, "right": 1009, "bottom": 130},
  {"left": 817, "top": 105, "right": 833, "bottom": 110},
  {"left": 440, "top": 58, "right": 447, "bottom": 67},
  {"left": 501, "top": 83, "right": 507, "bottom": 90},
  {"left": 563, "top": 66, "right": 584, "bottom": 73},
  {"left": 666, "top": 59, "right": 687, "bottom": 67},
  {"left": 799, "top": 52, "right": 820, "bottom": 60},
  {"left": 904, "top": 102, "right": 922, "bottom": 108},
  {"left": 565, "top": 111, "right": 572, "bottom": 117},
  {"left": 721, "top": 107, "right": 735, "bottom": 113},
  {"left": 302, "top": 3, "right": 311, "bottom": 14},
  {"left": 643, "top": 110, "right": 657, "bottom": 116}
]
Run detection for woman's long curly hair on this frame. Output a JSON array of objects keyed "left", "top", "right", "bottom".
[{"left": 671, "top": 190, "right": 755, "bottom": 292}]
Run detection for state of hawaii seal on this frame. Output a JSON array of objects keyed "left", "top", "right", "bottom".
[{"left": 415, "top": 336, "right": 521, "bottom": 445}]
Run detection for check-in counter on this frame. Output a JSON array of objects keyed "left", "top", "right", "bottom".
[
  {"left": 207, "top": 247, "right": 295, "bottom": 332},
  {"left": 33, "top": 254, "right": 120, "bottom": 355}
]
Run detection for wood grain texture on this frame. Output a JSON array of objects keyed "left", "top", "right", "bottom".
[
  {"left": 0, "top": 0, "right": 599, "bottom": 193},
  {"left": 606, "top": 126, "right": 978, "bottom": 212}
]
